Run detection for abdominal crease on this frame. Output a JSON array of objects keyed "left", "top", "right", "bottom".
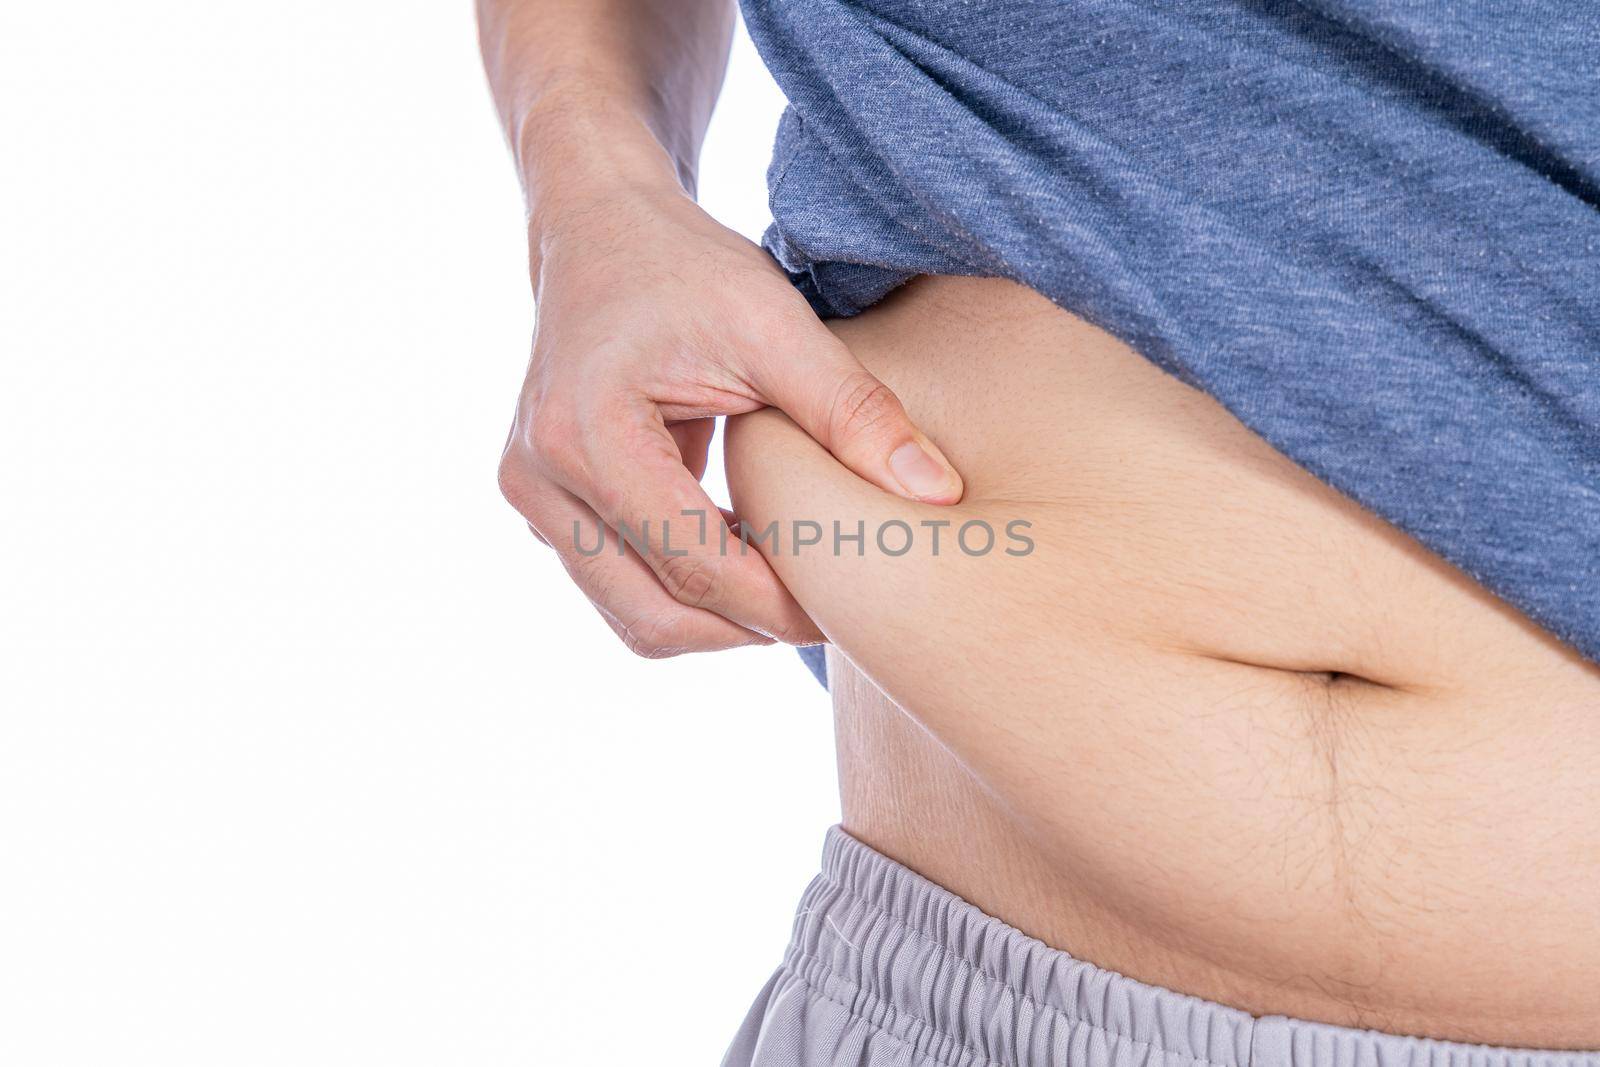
[{"left": 721, "top": 277, "right": 1600, "bottom": 1043}]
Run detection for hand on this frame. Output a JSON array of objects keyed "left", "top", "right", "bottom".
[{"left": 498, "top": 179, "right": 964, "bottom": 658}]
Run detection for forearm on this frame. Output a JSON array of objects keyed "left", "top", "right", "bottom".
[{"left": 476, "top": 0, "right": 735, "bottom": 208}]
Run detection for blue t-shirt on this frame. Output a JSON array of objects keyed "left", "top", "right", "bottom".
[{"left": 743, "top": 0, "right": 1600, "bottom": 680}]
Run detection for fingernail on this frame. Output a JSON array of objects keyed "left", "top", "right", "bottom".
[{"left": 888, "top": 441, "right": 958, "bottom": 501}]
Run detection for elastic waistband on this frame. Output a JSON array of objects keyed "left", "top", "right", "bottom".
[{"left": 780, "top": 826, "right": 1599, "bottom": 1067}]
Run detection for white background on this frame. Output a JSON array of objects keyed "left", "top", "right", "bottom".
[{"left": 0, "top": 4, "right": 837, "bottom": 1063}]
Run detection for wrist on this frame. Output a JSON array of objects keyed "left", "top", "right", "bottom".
[
  {"left": 517, "top": 87, "right": 695, "bottom": 282},
  {"left": 516, "top": 80, "right": 694, "bottom": 197}
]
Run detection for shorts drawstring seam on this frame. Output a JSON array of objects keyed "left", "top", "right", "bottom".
[
  {"left": 782, "top": 943, "right": 1226, "bottom": 1067},
  {"left": 809, "top": 861, "right": 1241, "bottom": 1066}
]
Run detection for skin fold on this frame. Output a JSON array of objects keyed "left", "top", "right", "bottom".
[
  {"left": 475, "top": 1, "right": 1600, "bottom": 1044},
  {"left": 726, "top": 275, "right": 1600, "bottom": 1048},
  {"left": 480, "top": 0, "right": 964, "bottom": 659}
]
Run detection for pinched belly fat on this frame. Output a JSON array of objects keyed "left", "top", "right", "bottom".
[{"left": 723, "top": 275, "right": 1600, "bottom": 1048}]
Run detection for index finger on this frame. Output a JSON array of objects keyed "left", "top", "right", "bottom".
[{"left": 554, "top": 395, "right": 824, "bottom": 646}]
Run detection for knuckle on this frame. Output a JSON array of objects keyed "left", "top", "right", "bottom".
[
  {"left": 585, "top": 474, "right": 630, "bottom": 521},
  {"left": 657, "top": 552, "right": 720, "bottom": 609},
  {"left": 831, "top": 374, "right": 903, "bottom": 444},
  {"left": 527, "top": 409, "right": 577, "bottom": 471},
  {"left": 497, "top": 455, "right": 540, "bottom": 516},
  {"left": 617, "top": 612, "right": 693, "bottom": 660}
]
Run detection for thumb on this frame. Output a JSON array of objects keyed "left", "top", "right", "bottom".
[{"left": 749, "top": 328, "right": 964, "bottom": 505}]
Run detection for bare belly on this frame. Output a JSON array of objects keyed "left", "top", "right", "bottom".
[{"left": 724, "top": 275, "right": 1600, "bottom": 1048}]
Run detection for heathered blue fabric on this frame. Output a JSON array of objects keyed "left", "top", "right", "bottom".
[
  {"left": 740, "top": 0, "right": 1600, "bottom": 669},
  {"left": 796, "top": 643, "right": 828, "bottom": 687}
]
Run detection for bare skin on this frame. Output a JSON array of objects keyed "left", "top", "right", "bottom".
[
  {"left": 479, "top": 2, "right": 1600, "bottom": 1047},
  {"left": 725, "top": 276, "right": 1600, "bottom": 1048},
  {"left": 478, "top": 0, "right": 961, "bottom": 658}
]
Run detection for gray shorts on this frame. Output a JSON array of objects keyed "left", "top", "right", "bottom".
[{"left": 724, "top": 827, "right": 1599, "bottom": 1067}]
